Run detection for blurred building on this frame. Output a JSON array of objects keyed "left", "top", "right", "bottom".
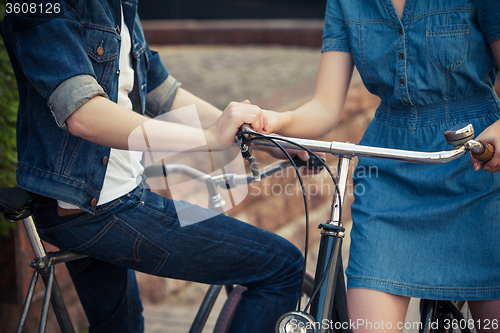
[{"left": 138, "top": 0, "right": 327, "bottom": 20}]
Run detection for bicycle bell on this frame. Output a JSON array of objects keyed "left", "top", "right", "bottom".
[{"left": 444, "top": 123, "right": 474, "bottom": 146}]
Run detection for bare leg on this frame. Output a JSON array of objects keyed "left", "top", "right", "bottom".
[
  {"left": 347, "top": 288, "right": 410, "bottom": 333},
  {"left": 468, "top": 299, "right": 500, "bottom": 333}
]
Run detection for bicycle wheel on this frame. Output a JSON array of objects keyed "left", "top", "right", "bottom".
[{"left": 213, "top": 272, "right": 315, "bottom": 333}]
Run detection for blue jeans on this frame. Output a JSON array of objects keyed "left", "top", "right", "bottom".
[{"left": 33, "top": 185, "right": 303, "bottom": 333}]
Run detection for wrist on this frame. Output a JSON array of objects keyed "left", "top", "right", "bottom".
[
  {"left": 274, "top": 110, "right": 293, "bottom": 135},
  {"left": 203, "top": 128, "right": 216, "bottom": 151}
]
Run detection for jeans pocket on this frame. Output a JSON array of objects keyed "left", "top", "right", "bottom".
[
  {"left": 426, "top": 24, "right": 469, "bottom": 70},
  {"left": 72, "top": 216, "right": 170, "bottom": 276}
]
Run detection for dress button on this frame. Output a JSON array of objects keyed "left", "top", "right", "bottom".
[
  {"left": 399, "top": 52, "right": 405, "bottom": 60},
  {"left": 400, "top": 78, "right": 405, "bottom": 85},
  {"left": 102, "top": 156, "right": 108, "bottom": 165},
  {"left": 91, "top": 198, "right": 97, "bottom": 206},
  {"left": 97, "top": 46, "right": 104, "bottom": 56}
]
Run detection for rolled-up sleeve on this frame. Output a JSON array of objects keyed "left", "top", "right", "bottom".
[
  {"left": 2, "top": 2, "right": 104, "bottom": 128},
  {"left": 145, "top": 74, "right": 181, "bottom": 118},
  {"left": 321, "top": 0, "right": 351, "bottom": 53},
  {"left": 477, "top": 0, "right": 500, "bottom": 43},
  {"left": 48, "top": 75, "right": 108, "bottom": 129}
]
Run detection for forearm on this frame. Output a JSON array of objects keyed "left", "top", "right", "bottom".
[
  {"left": 67, "top": 93, "right": 265, "bottom": 153},
  {"left": 272, "top": 98, "right": 343, "bottom": 138},
  {"left": 67, "top": 96, "right": 207, "bottom": 152},
  {"left": 170, "top": 88, "right": 223, "bottom": 128}
]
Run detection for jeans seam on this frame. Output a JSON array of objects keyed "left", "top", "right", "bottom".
[
  {"left": 128, "top": 199, "right": 174, "bottom": 223},
  {"left": 72, "top": 218, "right": 115, "bottom": 252},
  {"left": 108, "top": 216, "right": 169, "bottom": 275}
]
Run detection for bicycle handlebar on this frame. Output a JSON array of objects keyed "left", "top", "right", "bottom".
[
  {"left": 470, "top": 140, "right": 495, "bottom": 162},
  {"left": 144, "top": 160, "right": 295, "bottom": 188},
  {"left": 144, "top": 124, "right": 494, "bottom": 187},
  {"left": 239, "top": 125, "right": 494, "bottom": 164}
]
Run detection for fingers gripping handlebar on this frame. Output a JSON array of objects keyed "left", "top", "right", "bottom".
[{"left": 470, "top": 140, "right": 494, "bottom": 163}]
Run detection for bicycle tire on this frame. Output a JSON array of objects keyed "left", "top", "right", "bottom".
[
  {"left": 212, "top": 285, "right": 247, "bottom": 333},
  {"left": 213, "top": 273, "right": 315, "bottom": 333}
]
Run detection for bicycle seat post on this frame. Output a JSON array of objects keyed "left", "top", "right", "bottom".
[
  {"left": 22, "top": 215, "right": 48, "bottom": 262},
  {"left": 0, "top": 187, "right": 77, "bottom": 333}
]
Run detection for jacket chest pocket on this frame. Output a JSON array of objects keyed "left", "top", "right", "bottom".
[
  {"left": 84, "top": 26, "right": 119, "bottom": 86},
  {"left": 426, "top": 24, "right": 469, "bottom": 70}
]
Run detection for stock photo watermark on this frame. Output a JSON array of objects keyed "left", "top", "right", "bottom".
[
  {"left": 249, "top": 163, "right": 379, "bottom": 199},
  {"left": 129, "top": 104, "right": 248, "bottom": 227},
  {"left": 289, "top": 318, "right": 498, "bottom": 331},
  {"left": 129, "top": 104, "right": 379, "bottom": 227}
]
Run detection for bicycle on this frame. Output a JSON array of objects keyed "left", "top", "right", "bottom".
[
  {"left": 234, "top": 122, "right": 494, "bottom": 333},
  {"left": 0, "top": 122, "right": 494, "bottom": 333},
  {"left": 0, "top": 154, "right": 314, "bottom": 333}
]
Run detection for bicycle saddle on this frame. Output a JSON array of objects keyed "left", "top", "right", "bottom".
[{"left": 0, "top": 187, "right": 41, "bottom": 221}]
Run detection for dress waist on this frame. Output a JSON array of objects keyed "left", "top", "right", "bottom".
[{"left": 375, "top": 92, "right": 500, "bottom": 129}]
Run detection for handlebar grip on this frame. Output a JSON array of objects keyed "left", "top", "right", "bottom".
[
  {"left": 471, "top": 140, "right": 495, "bottom": 163},
  {"left": 291, "top": 155, "right": 325, "bottom": 171}
]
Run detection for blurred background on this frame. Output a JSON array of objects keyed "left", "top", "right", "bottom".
[{"left": 0, "top": 0, "right": 448, "bottom": 332}]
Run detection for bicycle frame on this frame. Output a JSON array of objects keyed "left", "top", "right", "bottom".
[
  {"left": 309, "top": 156, "right": 351, "bottom": 333},
  {"left": 16, "top": 215, "right": 87, "bottom": 333}
]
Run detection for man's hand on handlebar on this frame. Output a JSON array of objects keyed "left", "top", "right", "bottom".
[{"left": 204, "top": 100, "right": 266, "bottom": 151}]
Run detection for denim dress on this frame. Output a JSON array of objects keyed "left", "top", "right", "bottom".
[{"left": 322, "top": 0, "right": 500, "bottom": 300}]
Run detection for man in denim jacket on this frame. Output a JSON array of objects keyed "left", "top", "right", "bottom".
[{"left": 1, "top": 1, "right": 303, "bottom": 332}]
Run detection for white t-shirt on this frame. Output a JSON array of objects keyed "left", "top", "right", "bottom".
[{"left": 58, "top": 6, "right": 143, "bottom": 209}]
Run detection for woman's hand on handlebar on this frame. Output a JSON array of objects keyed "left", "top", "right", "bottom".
[
  {"left": 204, "top": 100, "right": 266, "bottom": 150},
  {"left": 470, "top": 121, "right": 500, "bottom": 172}
]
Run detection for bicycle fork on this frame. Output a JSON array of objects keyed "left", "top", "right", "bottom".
[{"left": 276, "top": 157, "right": 353, "bottom": 333}]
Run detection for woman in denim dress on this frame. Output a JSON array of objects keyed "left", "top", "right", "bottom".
[{"left": 264, "top": 0, "right": 500, "bottom": 331}]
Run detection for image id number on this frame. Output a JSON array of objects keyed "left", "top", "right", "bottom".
[
  {"left": 6, "top": 3, "right": 61, "bottom": 14},
  {"left": 444, "top": 319, "right": 499, "bottom": 330}
]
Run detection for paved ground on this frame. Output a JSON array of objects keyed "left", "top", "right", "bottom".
[{"left": 154, "top": 44, "right": 322, "bottom": 110}]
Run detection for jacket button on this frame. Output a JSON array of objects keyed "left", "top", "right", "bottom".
[
  {"left": 400, "top": 78, "right": 405, "bottom": 85},
  {"left": 91, "top": 198, "right": 97, "bottom": 206},
  {"left": 399, "top": 52, "right": 405, "bottom": 60},
  {"left": 102, "top": 156, "right": 108, "bottom": 165},
  {"left": 97, "top": 46, "right": 104, "bottom": 56}
]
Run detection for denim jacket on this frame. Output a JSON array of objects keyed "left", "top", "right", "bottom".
[
  {"left": 1, "top": 0, "right": 180, "bottom": 213},
  {"left": 322, "top": 0, "right": 500, "bottom": 129}
]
